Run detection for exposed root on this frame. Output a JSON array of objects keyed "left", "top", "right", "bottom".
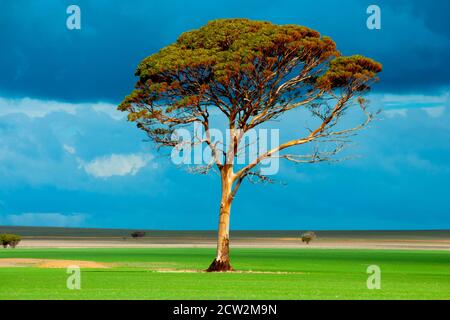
[{"left": 206, "top": 258, "right": 234, "bottom": 272}]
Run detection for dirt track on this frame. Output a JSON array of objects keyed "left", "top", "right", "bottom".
[{"left": 0, "top": 258, "right": 109, "bottom": 268}]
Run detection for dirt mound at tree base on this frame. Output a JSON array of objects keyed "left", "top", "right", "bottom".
[{"left": 0, "top": 258, "right": 109, "bottom": 268}]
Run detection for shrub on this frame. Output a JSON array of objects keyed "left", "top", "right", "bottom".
[
  {"left": 0, "top": 234, "right": 22, "bottom": 248},
  {"left": 0, "top": 234, "right": 7, "bottom": 248},
  {"left": 301, "top": 231, "right": 317, "bottom": 245},
  {"left": 131, "top": 231, "right": 146, "bottom": 238}
]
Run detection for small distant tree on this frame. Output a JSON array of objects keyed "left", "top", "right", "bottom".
[
  {"left": 0, "top": 234, "right": 7, "bottom": 248},
  {"left": 131, "top": 231, "right": 146, "bottom": 238},
  {"left": 0, "top": 234, "right": 22, "bottom": 248},
  {"left": 301, "top": 232, "right": 317, "bottom": 244},
  {"left": 119, "top": 19, "right": 381, "bottom": 271},
  {"left": 9, "top": 235, "right": 21, "bottom": 248}
]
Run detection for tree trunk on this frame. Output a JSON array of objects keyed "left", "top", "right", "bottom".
[{"left": 207, "top": 166, "right": 234, "bottom": 272}]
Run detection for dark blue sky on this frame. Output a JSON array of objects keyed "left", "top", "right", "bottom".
[{"left": 0, "top": 0, "right": 449, "bottom": 229}]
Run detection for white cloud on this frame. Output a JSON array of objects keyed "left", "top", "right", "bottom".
[
  {"left": 383, "top": 108, "right": 408, "bottom": 118},
  {"left": 0, "top": 96, "right": 124, "bottom": 120},
  {"left": 381, "top": 93, "right": 448, "bottom": 106},
  {"left": 422, "top": 106, "right": 445, "bottom": 118},
  {"left": 4, "top": 213, "right": 87, "bottom": 227},
  {"left": 383, "top": 106, "right": 446, "bottom": 118},
  {"left": 379, "top": 153, "right": 450, "bottom": 175},
  {"left": 369, "top": 91, "right": 449, "bottom": 119},
  {"left": 63, "top": 144, "right": 76, "bottom": 154},
  {"left": 80, "top": 153, "right": 154, "bottom": 178},
  {"left": 92, "top": 103, "right": 125, "bottom": 120},
  {"left": 0, "top": 98, "right": 160, "bottom": 191},
  {"left": 0, "top": 97, "right": 77, "bottom": 117}
]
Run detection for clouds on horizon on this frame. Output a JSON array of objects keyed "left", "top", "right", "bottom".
[
  {"left": 0, "top": 212, "right": 87, "bottom": 227},
  {"left": 0, "top": 96, "right": 123, "bottom": 119},
  {"left": 0, "top": 94, "right": 449, "bottom": 229},
  {"left": 80, "top": 153, "right": 155, "bottom": 178},
  {"left": 0, "top": 97, "right": 162, "bottom": 193}
]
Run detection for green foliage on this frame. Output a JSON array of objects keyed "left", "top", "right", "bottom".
[
  {"left": 134, "top": 19, "right": 336, "bottom": 83},
  {"left": 0, "top": 234, "right": 22, "bottom": 248},
  {"left": 118, "top": 18, "right": 382, "bottom": 132},
  {"left": 317, "top": 55, "right": 382, "bottom": 91}
]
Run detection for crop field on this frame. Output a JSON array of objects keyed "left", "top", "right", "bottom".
[{"left": 0, "top": 248, "right": 449, "bottom": 300}]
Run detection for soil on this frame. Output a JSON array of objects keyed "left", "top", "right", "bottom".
[{"left": 0, "top": 258, "right": 109, "bottom": 268}]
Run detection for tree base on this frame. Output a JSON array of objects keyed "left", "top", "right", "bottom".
[{"left": 206, "top": 258, "right": 234, "bottom": 272}]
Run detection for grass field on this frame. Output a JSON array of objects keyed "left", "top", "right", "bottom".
[{"left": 1, "top": 247, "right": 449, "bottom": 299}]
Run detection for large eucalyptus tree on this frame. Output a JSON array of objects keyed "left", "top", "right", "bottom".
[{"left": 119, "top": 19, "right": 381, "bottom": 271}]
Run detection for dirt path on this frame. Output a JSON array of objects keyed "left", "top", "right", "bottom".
[{"left": 0, "top": 258, "right": 109, "bottom": 268}]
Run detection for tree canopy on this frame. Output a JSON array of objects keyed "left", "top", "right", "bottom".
[{"left": 119, "top": 19, "right": 381, "bottom": 162}]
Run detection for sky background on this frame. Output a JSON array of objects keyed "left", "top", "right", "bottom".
[{"left": 0, "top": 0, "right": 449, "bottom": 230}]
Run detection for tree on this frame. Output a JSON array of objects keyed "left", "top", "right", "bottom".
[
  {"left": 0, "top": 234, "right": 21, "bottom": 248},
  {"left": 131, "top": 231, "right": 146, "bottom": 238},
  {"left": 119, "top": 19, "right": 382, "bottom": 271},
  {"left": 301, "top": 231, "right": 317, "bottom": 244}
]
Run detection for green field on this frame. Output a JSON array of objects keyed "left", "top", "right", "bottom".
[{"left": 0, "top": 248, "right": 449, "bottom": 299}]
